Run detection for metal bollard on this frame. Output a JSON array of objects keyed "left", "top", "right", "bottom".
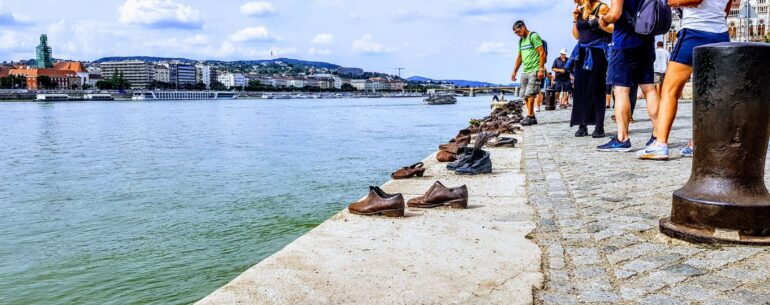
[
  {"left": 660, "top": 42, "right": 770, "bottom": 245},
  {"left": 545, "top": 88, "right": 556, "bottom": 111}
]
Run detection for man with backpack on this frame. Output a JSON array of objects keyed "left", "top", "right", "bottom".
[
  {"left": 511, "top": 20, "right": 547, "bottom": 126},
  {"left": 597, "top": 0, "right": 662, "bottom": 152}
]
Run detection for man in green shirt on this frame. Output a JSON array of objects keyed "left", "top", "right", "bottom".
[{"left": 511, "top": 20, "right": 546, "bottom": 126}]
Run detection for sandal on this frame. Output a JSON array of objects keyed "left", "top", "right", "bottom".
[{"left": 391, "top": 162, "right": 426, "bottom": 179}]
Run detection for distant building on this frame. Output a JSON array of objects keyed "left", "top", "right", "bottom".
[
  {"left": 9, "top": 67, "right": 80, "bottom": 90},
  {"left": 311, "top": 74, "right": 343, "bottom": 89},
  {"left": 217, "top": 72, "right": 247, "bottom": 89},
  {"left": 350, "top": 79, "right": 368, "bottom": 91},
  {"left": 36, "top": 34, "right": 54, "bottom": 68},
  {"left": 54, "top": 61, "right": 89, "bottom": 86},
  {"left": 154, "top": 65, "right": 169, "bottom": 83},
  {"left": 195, "top": 64, "right": 214, "bottom": 88},
  {"left": 87, "top": 74, "right": 102, "bottom": 87},
  {"left": 167, "top": 62, "right": 196, "bottom": 87},
  {"left": 100, "top": 60, "right": 155, "bottom": 89},
  {"left": 0, "top": 66, "right": 9, "bottom": 78},
  {"left": 337, "top": 67, "right": 364, "bottom": 77}
]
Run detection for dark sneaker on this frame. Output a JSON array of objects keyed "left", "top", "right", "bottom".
[
  {"left": 521, "top": 116, "right": 538, "bottom": 126},
  {"left": 646, "top": 135, "right": 657, "bottom": 147},
  {"left": 575, "top": 125, "right": 588, "bottom": 137},
  {"left": 592, "top": 127, "right": 606, "bottom": 138},
  {"left": 597, "top": 137, "right": 632, "bottom": 152}
]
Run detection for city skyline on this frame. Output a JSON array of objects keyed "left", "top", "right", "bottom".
[{"left": 0, "top": 0, "right": 575, "bottom": 83}]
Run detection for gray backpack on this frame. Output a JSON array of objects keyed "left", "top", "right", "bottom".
[{"left": 625, "top": 0, "right": 673, "bottom": 36}]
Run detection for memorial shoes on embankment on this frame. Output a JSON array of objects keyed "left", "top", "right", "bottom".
[
  {"left": 391, "top": 162, "right": 426, "bottom": 179},
  {"left": 347, "top": 182, "right": 469, "bottom": 217}
]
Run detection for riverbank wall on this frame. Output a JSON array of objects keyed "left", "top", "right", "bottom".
[{"left": 195, "top": 133, "right": 544, "bottom": 304}]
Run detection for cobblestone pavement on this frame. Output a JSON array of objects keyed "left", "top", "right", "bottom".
[{"left": 523, "top": 101, "right": 770, "bottom": 305}]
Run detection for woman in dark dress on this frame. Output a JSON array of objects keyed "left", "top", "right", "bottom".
[{"left": 570, "top": 0, "right": 613, "bottom": 138}]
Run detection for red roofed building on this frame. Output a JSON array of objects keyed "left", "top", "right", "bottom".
[
  {"left": 54, "top": 61, "right": 87, "bottom": 73},
  {"left": 9, "top": 67, "right": 80, "bottom": 90},
  {"left": 0, "top": 66, "right": 9, "bottom": 78}
]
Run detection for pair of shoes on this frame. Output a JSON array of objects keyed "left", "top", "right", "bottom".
[
  {"left": 681, "top": 145, "right": 694, "bottom": 157},
  {"left": 575, "top": 125, "right": 588, "bottom": 137},
  {"left": 449, "top": 149, "right": 492, "bottom": 175},
  {"left": 521, "top": 116, "right": 538, "bottom": 126},
  {"left": 637, "top": 142, "right": 670, "bottom": 160},
  {"left": 592, "top": 127, "right": 605, "bottom": 138},
  {"left": 348, "top": 186, "right": 405, "bottom": 217},
  {"left": 391, "top": 162, "right": 426, "bottom": 179},
  {"left": 645, "top": 135, "right": 657, "bottom": 147},
  {"left": 408, "top": 181, "right": 468, "bottom": 209},
  {"left": 597, "top": 137, "right": 632, "bottom": 152},
  {"left": 536, "top": 108, "right": 541, "bottom": 112}
]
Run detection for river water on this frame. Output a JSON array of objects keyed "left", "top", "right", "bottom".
[{"left": 0, "top": 97, "right": 491, "bottom": 305}]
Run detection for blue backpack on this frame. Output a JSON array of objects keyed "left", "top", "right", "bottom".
[{"left": 625, "top": 0, "right": 672, "bottom": 36}]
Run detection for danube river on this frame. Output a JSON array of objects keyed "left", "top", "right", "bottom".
[{"left": 0, "top": 97, "right": 492, "bottom": 305}]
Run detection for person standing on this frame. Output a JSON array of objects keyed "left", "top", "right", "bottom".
[
  {"left": 597, "top": 0, "right": 662, "bottom": 152},
  {"left": 570, "top": 0, "right": 613, "bottom": 138},
  {"left": 654, "top": 41, "right": 670, "bottom": 96},
  {"left": 638, "top": 0, "right": 731, "bottom": 160},
  {"left": 512, "top": 20, "right": 547, "bottom": 126},
  {"left": 551, "top": 49, "right": 573, "bottom": 109}
]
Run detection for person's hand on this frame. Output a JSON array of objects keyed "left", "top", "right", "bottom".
[
  {"left": 511, "top": 71, "right": 518, "bottom": 82},
  {"left": 537, "top": 69, "right": 545, "bottom": 80},
  {"left": 598, "top": 14, "right": 608, "bottom": 27}
]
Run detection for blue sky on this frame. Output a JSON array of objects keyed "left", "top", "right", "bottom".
[{"left": 0, "top": 0, "right": 575, "bottom": 83}]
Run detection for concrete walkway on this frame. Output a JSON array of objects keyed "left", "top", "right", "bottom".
[
  {"left": 196, "top": 134, "right": 544, "bottom": 305},
  {"left": 526, "top": 101, "right": 770, "bottom": 304}
]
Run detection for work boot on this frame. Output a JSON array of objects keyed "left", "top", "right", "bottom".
[
  {"left": 454, "top": 149, "right": 492, "bottom": 175},
  {"left": 348, "top": 186, "right": 405, "bottom": 217},
  {"left": 408, "top": 181, "right": 469, "bottom": 209}
]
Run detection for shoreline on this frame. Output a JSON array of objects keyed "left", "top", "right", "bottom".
[{"left": 194, "top": 128, "right": 544, "bottom": 304}]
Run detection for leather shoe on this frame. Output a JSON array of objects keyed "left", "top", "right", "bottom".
[
  {"left": 391, "top": 162, "right": 426, "bottom": 179},
  {"left": 408, "top": 181, "right": 469, "bottom": 209},
  {"left": 348, "top": 186, "right": 405, "bottom": 217},
  {"left": 454, "top": 149, "right": 492, "bottom": 175}
]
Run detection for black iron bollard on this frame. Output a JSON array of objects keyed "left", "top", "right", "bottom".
[
  {"left": 660, "top": 42, "right": 770, "bottom": 245},
  {"left": 545, "top": 88, "right": 556, "bottom": 111}
]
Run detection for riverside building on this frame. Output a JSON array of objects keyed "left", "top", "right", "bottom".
[
  {"left": 35, "top": 34, "right": 54, "bottom": 68},
  {"left": 9, "top": 67, "right": 80, "bottom": 90},
  {"left": 100, "top": 60, "right": 155, "bottom": 89},
  {"left": 217, "top": 72, "right": 247, "bottom": 89},
  {"left": 167, "top": 62, "right": 196, "bottom": 88}
]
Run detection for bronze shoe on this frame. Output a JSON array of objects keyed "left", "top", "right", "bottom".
[
  {"left": 407, "top": 181, "right": 469, "bottom": 209},
  {"left": 348, "top": 186, "right": 405, "bottom": 217},
  {"left": 391, "top": 162, "right": 426, "bottom": 179}
]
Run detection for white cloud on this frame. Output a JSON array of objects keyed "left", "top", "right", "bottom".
[
  {"left": 308, "top": 48, "right": 331, "bottom": 55},
  {"left": 311, "top": 34, "right": 334, "bottom": 44},
  {"left": 118, "top": 0, "right": 203, "bottom": 29},
  {"left": 0, "top": 3, "right": 33, "bottom": 27},
  {"left": 0, "top": 30, "right": 34, "bottom": 52},
  {"left": 352, "top": 34, "right": 390, "bottom": 55},
  {"left": 229, "top": 26, "right": 274, "bottom": 43},
  {"left": 184, "top": 34, "right": 209, "bottom": 46},
  {"left": 475, "top": 42, "right": 512, "bottom": 55},
  {"left": 240, "top": 2, "right": 277, "bottom": 17}
]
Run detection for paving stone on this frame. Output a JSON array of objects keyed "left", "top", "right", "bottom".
[
  {"left": 639, "top": 294, "right": 687, "bottom": 305},
  {"left": 539, "top": 292, "right": 578, "bottom": 305},
  {"left": 576, "top": 288, "right": 620, "bottom": 303},
  {"left": 666, "top": 284, "right": 719, "bottom": 302}
]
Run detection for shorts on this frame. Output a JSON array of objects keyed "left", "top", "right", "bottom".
[
  {"left": 554, "top": 80, "right": 572, "bottom": 93},
  {"left": 521, "top": 71, "right": 541, "bottom": 97},
  {"left": 670, "top": 28, "right": 730, "bottom": 66},
  {"left": 605, "top": 84, "right": 613, "bottom": 95},
  {"left": 608, "top": 44, "right": 655, "bottom": 87},
  {"left": 654, "top": 72, "right": 666, "bottom": 85}
]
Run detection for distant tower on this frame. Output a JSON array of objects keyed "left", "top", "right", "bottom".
[{"left": 36, "top": 34, "right": 53, "bottom": 68}]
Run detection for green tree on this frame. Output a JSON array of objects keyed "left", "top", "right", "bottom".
[
  {"left": 210, "top": 81, "right": 226, "bottom": 91},
  {"left": 37, "top": 75, "right": 57, "bottom": 89},
  {"left": 245, "top": 80, "right": 262, "bottom": 91},
  {"left": 82, "top": 84, "right": 92, "bottom": 90},
  {"left": 341, "top": 83, "right": 356, "bottom": 92},
  {"left": 193, "top": 82, "right": 207, "bottom": 90},
  {"left": 95, "top": 80, "right": 113, "bottom": 90}
]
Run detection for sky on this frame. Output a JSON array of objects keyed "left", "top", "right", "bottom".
[{"left": 0, "top": 0, "right": 577, "bottom": 83}]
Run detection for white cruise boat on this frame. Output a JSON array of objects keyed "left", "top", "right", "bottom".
[{"left": 132, "top": 91, "right": 238, "bottom": 101}]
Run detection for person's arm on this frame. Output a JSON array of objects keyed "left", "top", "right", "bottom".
[
  {"left": 598, "top": 4, "right": 615, "bottom": 33},
  {"left": 600, "top": 0, "right": 623, "bottom": 25},
  {"left": 668, "top": 0, "right": 704, "bottom": 8},
  {"left": 552, "top": 59, "right": 566, "bottom": 73},
  {"left": 537, "top": 46, "right": 546, "bottom": 80},
  {"left": 723, "top": 0, "right": 732, "bottom": 19},
  {"left": 572, "top": 5, "right": 581, "bottom": 39},
  {"left": 512, "top": 53, "right": 522, "bottom": 82}
]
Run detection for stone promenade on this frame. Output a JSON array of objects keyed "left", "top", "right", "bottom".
[{"left": 527, "top": 101, "right": 770, "bottom": 305}]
